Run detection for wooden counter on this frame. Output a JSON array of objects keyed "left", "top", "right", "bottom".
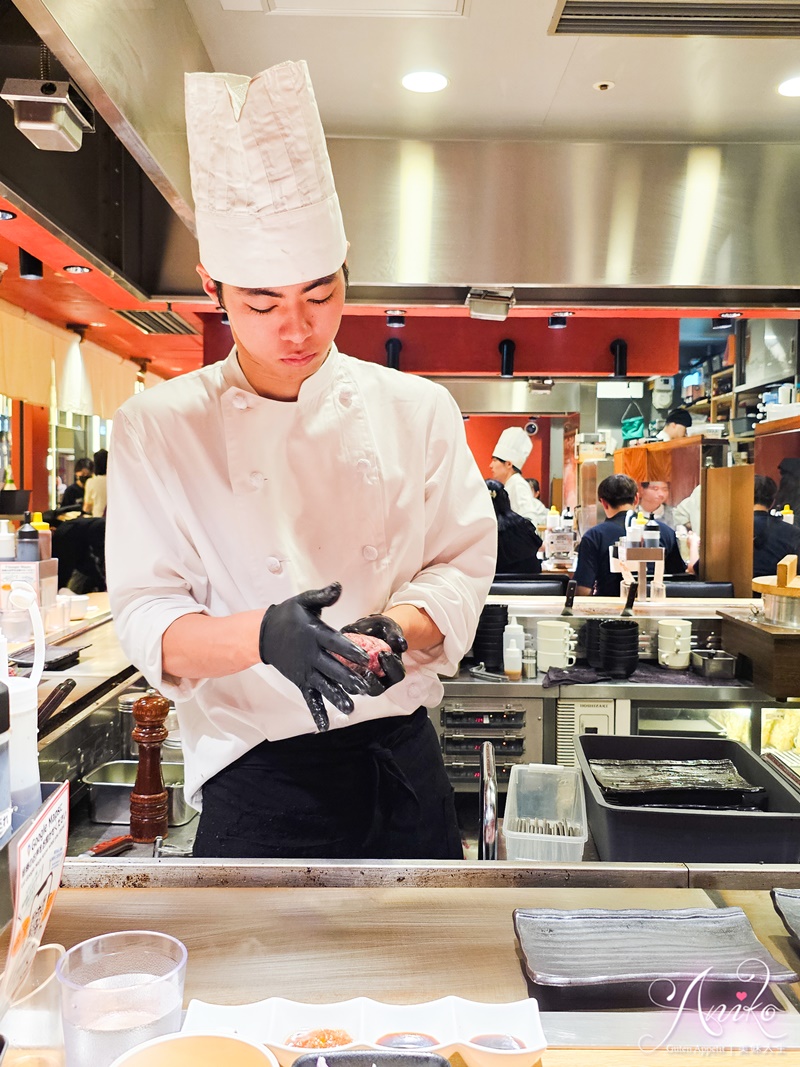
[{"left": 38, "top": 885, "right": 800, "bottom": 1067}]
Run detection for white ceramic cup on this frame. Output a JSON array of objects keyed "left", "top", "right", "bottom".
[
  {"left": 538, "top": 650, "right": 577, "bottom": 670},
  {"left": 658, "top": 636, "right": 692, "bottom": 653},
  {"left": 659, "top": 649, "right": 691, "bottom": 669},
  {"left": 109, "top": 1033, "right": 280, "bottom": 1067},
  {"left": 537, "top": 620, "right": 575, "bottom": 641},
  {"left": 537, "top": 635, "right": 578, "bottom": 654},
  {"left": 657, "top": 619, "right": 691, "bottom": 641}
]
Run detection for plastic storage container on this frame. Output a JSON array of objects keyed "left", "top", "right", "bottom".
[
  {"left": 501, "top": 763, "right": 588, "bottom": 862},
  {"left": 576, "top": 732, "right": 800, "bottom": 863}
]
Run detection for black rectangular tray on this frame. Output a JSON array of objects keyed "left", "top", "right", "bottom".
[{"left": 576, "top": 733, "right": 800, "bottom": 863}]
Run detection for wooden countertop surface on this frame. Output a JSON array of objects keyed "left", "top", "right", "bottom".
[{"left": 36, "top": 885, "right": 800, "bottom": 1067}]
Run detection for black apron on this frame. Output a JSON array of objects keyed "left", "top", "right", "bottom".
[{"left": 192, "top": 707, "right": 463, "bottom": 860}]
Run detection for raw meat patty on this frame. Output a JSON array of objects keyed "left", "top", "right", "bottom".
[{"left": 333, "top": 632, "right": 392, "bottom": 677}]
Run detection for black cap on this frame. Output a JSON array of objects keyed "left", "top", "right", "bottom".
[
  {"left": 0, "top": 681, "right": 9, "bottom": 734},
  {"left": 665, "top": 408, "right": 693, "bottom": 428}
]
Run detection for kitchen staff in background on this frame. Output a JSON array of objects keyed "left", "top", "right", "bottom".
[
  {"left": 106, "top": 60, "right": 496, "bottom": 860},
  {"left": 82, "top": 449, "right": 107, "bottom": 517},
  {"left": 489, "top": 427, "right": 540, "bottom": 523},
  {"left": 526, "top": 477, "right": 550, "bottom": 527},
  {"left": 657, "top": 408, "right": 692, "bottom": 440},
  {"left": 638, "top": 480, "right": 675, "bottom": 527},
  {"left": 486, "top": 479, "right": 543, "bottom": 576},
  {"left": 574, "top": 474, "right": 686, "bottom": 596},
  {"left": 753, "top": 475, "right": 800, "bottom": 578}
]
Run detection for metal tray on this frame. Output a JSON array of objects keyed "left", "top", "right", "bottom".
[
  {"left": 771, "top": 888, "right": 800, "bottom": 943},
  {"left": 83, "top": 759, "right": 196, "bottom": 826},
  {"left": 513, "top": 906, "right": 799, "bottom": 1011},
  {"left": 691, "top": 650, "right": 736, "bottom": 678}
]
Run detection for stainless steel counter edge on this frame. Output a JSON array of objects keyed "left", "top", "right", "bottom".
[{"left": 60, "top": 858, "right": 800, "bottom": 890}]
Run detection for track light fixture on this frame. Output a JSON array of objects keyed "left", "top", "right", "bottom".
[
  {"left": 385, "top": 309, "right": 406, "bottom": 328},
  {"left": 548, "top": 313, "right": 570, "bottom": 329},
  {"left": 18, "top": 248, "right": 42, "bottom": 280},
  {"left": 385, "top": 337, "right": 402, "bottom": 371},
  {"left": 499, "top": 338, "right": 515, "bottom": 378},
  {"left": 0, "top": 209, "right": 16, "bottom": 221},
  {"left": 466, "top": 288, "right": 515, "bottom": 321},
  {"left": 610, "top": 338, "right": 628, "bottom": 377},
  {"left": 65, "top": 322, "right": 87, "bottom": 343},
  {"left": 712, "top": 312, "right": 741, "bottom": 330}
]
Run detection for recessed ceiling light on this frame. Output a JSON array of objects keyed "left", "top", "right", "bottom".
[
  {"left": 402, "top": 72, "right": 448, "bottom": 94},
  {"left": 0, "top": 210, "right": 16, "bottom": 221},
  {"left": 593, "top": 81, "right": 615, "bottom": 92},
  {"left": 63, "top": 264, "right": 91, "bottom": 274},
  {"left": 778, "top": 77, "right": 800, "bottom": 97}
]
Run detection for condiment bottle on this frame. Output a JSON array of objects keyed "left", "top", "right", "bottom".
[
  {"left": 503, "top": 616, "right": 525, "bottom": 661},
  {"left": 15, "top": 512, "right": 40, "bottom": 561},
  {"left": 31, "top": 512, "right": 52, "bottom": 560},
  {"left": 0, "top": 520, "right": 14, "bottom": 561},
  {"left": 546, "top": 507, "right": 560, "bottom": 530},
  {"left": 782, "top": 504, "right": 795, "bottom": 525},
  {"left": 626, "top": 512, "right": 646, "bottom": 547},
  {"left": 504, "top": 639, "right": 522, "bottom": 681},
  {"left": 642, "top": 515, "right": 661, "bottom": 548}
]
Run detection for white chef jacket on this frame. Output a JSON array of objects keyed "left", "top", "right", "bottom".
[
  {"left": 505, "top": 472, "right": 540, "bottom": 524},
  {"left": 106, "top": 344, "right": 497, "bottom": 807}
]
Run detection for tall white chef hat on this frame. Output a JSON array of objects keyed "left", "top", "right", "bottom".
[
  {"left": 493, "top": 427, "right": 532, "bottom": 470},
  {"left": 184, "top": 60, "right": 347, "bottom": 289}
]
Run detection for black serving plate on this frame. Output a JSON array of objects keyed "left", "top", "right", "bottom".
[{"left": 588, "top": 757, "right": 768, "bottom": 809}]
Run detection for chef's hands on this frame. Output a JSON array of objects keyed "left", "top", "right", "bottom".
[
  {"left": 341, "top": 614, "right": 407, "bottom": 690},
  {"left": 259, "top": 583, "right": 374, "bottom": 732}
]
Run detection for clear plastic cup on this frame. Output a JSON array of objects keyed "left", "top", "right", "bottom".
[
  {"left": 1, "top": 942, "right": 65, "bottom": 1062},
  {"left": 56, "top": 930, "right": 187, "bottom": 1067}
]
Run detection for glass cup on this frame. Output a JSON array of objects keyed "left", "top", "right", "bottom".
[
  {"left": 1, "top": 942, "right": 65, "bottom": 1063},
  {"left": 56, "top": 930, "right": 187, "bottom": 1067},
  {"left": 109, "top": 1033, "right": 279, "bottom": 1067}
]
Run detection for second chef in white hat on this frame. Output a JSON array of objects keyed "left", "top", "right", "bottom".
[
  {"left": 106, "top": 60, "right": 496, "bottom": 859},
  {"left": 489, "top": 426, "right": 548, "bottom": 526}
]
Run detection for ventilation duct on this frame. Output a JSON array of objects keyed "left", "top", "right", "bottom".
[
  {"left": 113, "top": 309, "right": 197, "bottom": 336},
  {"left": 549, "top": 0, "right": 800, "bottom": 36}
]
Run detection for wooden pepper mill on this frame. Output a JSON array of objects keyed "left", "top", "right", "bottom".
[{"left": 129, "top": 690, "right": 170, "bottom": 843}]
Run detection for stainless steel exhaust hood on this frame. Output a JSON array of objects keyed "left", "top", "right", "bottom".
[{"left": 434, "top": 378, "right": 581, "bottom": 414}]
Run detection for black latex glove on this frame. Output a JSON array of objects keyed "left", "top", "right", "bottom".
[
  {"left": 259, "top": 583, "right": 373, "bottom": 732},
  {"left": 340, "top": 614, "right": 407, "bottom": 691}
]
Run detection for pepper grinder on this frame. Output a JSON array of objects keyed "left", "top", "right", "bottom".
[{"left": 129, "top": 690, "right": 169, "bottom": 843}]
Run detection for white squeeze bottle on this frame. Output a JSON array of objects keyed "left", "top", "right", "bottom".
[
  {"left": 546, "top": 506, "right": 561, "bottom": 530},
  {"left": 5, "top": 582, "right": 45, "bottom": 831},
  {"left": 503, "top": 616, "right": 525, "bottom": 662},
  {"left": 504, "top": 639, "right": 522, "bottom": 681},
  {"left": 782, "top": 504, "right": 795, "bottom": 525}
]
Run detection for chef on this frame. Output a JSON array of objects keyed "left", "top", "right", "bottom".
[
  {"left": 106, "top": 60, "right": 496, "bottom": 860},
  {"left": 488, "top": 427, "right": 546, "bottom": 524}
]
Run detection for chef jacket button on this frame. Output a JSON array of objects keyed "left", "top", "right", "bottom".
[
  {"left": 232, "top": 393, "right": 248, "bottom": 410},
  {"left": 362, "top": 545, "right": 379, "bottom": 561},
  {"left": 356, "top": 458, "right": 371, "bottom": 474},
  {"left": 266, "top": 556, "right": 282, "bottom": 574},
  {"left": 339, "top": 389, "right": 353, "bottom": 407},
  {"left": 249, "top": 471, "right": 265, "bottom": 488}
]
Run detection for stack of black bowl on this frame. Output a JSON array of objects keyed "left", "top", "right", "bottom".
[
  {"left": 581, "top": 618, "right": 604, "bottom": 669},
  {"left": 598, "top": 619, "right": 639, "bottom": 678},
  {"left": 472, "top": 604, "right": 508, "bottom": 671}
]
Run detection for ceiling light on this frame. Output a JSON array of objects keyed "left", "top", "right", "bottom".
[
  {"left": 712, "top": 316, "right": 735, "bottom": 330},
  {"left": 499, "top": 338, "right": 515, "bottom": 379},
  {"left": 63, "top": 264, "right": 91, "bottom": 273},
  {"left": 220, "top": 311, "right": 230, "bottom": 326},
  {"left": 592, "top": 81, "right": 615, "bottom": 92},
  {"left": 0, "top": 77, "right": 94, "bottom": 152},
  {"left": 548, "top": 313, "right": 569, "bottom": 329},
  {"left": 778, "top": 77, "right": 800, "bottom": 97},
  {"left": 18, "top": 249, "right": 42, "bottom": 280},
  {"left": 89, "top": 321, "right": 106, "bottom": 327},
  {"left": 402, "top": 72, "right": 448, "bottom": 94},
  {"left": 0, "top": 210, "right": 16, "bottom": 221},
  {"left": 466, "top": 287, "right": 515, "bottom": 321},
  {"left": 385, "top": 309, "right": 406, "bottom": 328}
]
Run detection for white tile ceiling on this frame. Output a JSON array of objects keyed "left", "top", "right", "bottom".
[{"left": 185, "top": 0, "right": 800, "bottom": 141}]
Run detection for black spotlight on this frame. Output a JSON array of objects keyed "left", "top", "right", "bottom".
[
  {"left": 499, "top": 338, "right": 515, "bottom": 378},
  {"left": 385, "top": 337, "right": 402, "bottom": 370},
  {"left": 220, "top": 310, "right": 230, "bottom": 327},
  {"left": 712, "top": 317, "right": 734, "bottom": 330},
  {"left": 610, "top": 338, "right": 628, "bottom": 377},
  {"left": 548, "top": 313, "right": 568, "bottom": 329},
  {"left": 19, "top": 248, "right": 43, "bottom": 280},
  {"left": 385, "top": 309, "right": 405, "bottom": 328}
]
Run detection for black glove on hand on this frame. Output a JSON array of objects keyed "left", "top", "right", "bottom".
[
  {"left": 259, "top": 583, "right": 373, "bottom": 732},
  {"left": 341, "top": 614, "right": 407, "bottom": 691}
]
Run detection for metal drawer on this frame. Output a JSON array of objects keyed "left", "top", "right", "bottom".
[{"left": 442, "top": 734, "right": 525, "bottom": 756}]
